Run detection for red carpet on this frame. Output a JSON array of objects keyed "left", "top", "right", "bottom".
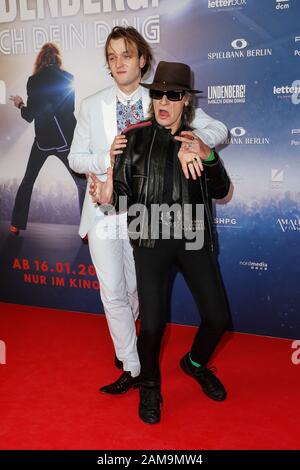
[{"left": 0, "top": 302, "right": 299, "bottom": 450}]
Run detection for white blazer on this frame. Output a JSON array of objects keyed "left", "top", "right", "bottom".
[{"left": 68, "top": 84, "right": 227, "bottom": 237}]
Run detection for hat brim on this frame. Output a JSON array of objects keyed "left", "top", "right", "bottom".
[{"left": 141, "top": 82, "right": 202, "bottom": 94}]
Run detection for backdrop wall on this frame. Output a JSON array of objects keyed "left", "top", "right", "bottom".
[{"left": 0, "top": 0, "right": 299, "bottom": 339}]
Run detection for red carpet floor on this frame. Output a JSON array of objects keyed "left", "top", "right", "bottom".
[{"left": 0, "top": 302, "right": 299, "bottom": 450}]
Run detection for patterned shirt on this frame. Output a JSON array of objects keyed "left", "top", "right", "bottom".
[{"left": 116, "top": 98, "right": 144, "bottom": 135}]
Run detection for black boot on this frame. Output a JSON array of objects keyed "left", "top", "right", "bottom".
[
  {"left": 139, "top": 382, "right": 162, "bottom": 424},
  {"left": 180, "top": 353, "right": 227, "bottom": 401}
]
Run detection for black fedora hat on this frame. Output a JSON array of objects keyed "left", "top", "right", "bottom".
[{"left": 141, "top": 61, "right": 201, "bottom": 93}]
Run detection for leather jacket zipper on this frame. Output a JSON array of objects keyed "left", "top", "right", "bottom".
[{"left": 139, "top": 129, "right": 157, "bottom": 247}]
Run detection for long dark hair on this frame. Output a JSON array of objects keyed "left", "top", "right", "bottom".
[
  {"left": 148, "top": 92, "right": 196, "bottom": 128},
  {"left": 33, "top": 43, "right": 63, "bottom": 75},
  {"left": 105, "top": 26, "right": 153, "bottom": 78}
]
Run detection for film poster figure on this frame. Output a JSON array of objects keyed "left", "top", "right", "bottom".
[{"left": 9, "top": 43, "right": 86, "bottom": 235}]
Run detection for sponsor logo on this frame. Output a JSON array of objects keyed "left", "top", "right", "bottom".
[
  {"left": 271, "top": 169, "right": 284, "bottom": 183},
  {"left": 231, "top": 127, "right": 246, "bottom": 137},
  {"left": 230, "top": 173, "right": 244, "bottom": 184},
  {"left": 275, "top": 0, "right": 289, "bottom": 10},
  {"left": 214, "top": 217, "right": 239, "bottom": 227},
  {"left": 291, "top": 129, "right": 300, "bottom": 146},
  {"left": 208, "top": 84, "right": 246, "bottom": 104},
  {"left": 277, "top": 218, "right": 300, "bottom": 232},
  {"left": 239, "top": 260, "right": 268, "bottom": 271},
  {"left": 270, "top": 169, "right": 284, "bottom": 190},
  {"left": 273, "top": 84, "right": 300, "bottom": 95},
  {"left": 208, "top": 0, "right": 247, "bottom": 10},
  {"left": 208, "top": 38, "right": 272, "bottom": 60},
  {"left": 273, "top": 80, "right": 300, "bottom": 104},
  {"left": 226, "top": 127, "right": 270, "bottom": 145},
  {"left": 294, "top": 36, "right": 300, "bottom": 55},
  {"left": 231, "top": 38, "right": 248, "bottom": 50}
]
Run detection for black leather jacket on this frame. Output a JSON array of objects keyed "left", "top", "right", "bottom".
[
  {"left": 21, "top": 65, "right": 76, "bottom": 151},
  {"left": 113, "top": 120, "right": 230, "bottom": 249}
]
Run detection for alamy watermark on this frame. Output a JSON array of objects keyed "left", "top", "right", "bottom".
[{"left": 96, "top": 199, "right": 205, "bottom": 250}]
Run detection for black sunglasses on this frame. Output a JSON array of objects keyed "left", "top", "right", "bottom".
[{"left": 149, "top": 89, "right": 186, "bottom": 101}]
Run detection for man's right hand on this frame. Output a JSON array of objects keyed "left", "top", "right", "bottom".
[
  {"left": 89, "top": 169, "right": 113, "bottom": 205},
  {"left": 109, "top": 134, "right": 127, "bottom": 167}
]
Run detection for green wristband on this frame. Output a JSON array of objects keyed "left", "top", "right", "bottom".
[{"left": 203, "top": 150, "right": 215, "bottom": 162}]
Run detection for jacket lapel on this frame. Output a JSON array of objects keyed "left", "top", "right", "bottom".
[
  {"left": 102, "top": 86, "right": 118, "bottom": 141},
  {"left": 142, "top": 87, "right": 151, "bottom": 118}
]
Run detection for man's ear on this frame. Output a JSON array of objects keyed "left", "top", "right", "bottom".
[{"left": 139, "top": 55, "right": 146, "bottom": 69}]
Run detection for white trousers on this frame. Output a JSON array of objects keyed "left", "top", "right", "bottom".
[{"left": 88, "top": 212, "right": 140, "bottom": 377}]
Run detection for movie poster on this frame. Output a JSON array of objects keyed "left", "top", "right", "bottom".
[{"left": 0, "top": 0, "right": 299, "bottom": 339}]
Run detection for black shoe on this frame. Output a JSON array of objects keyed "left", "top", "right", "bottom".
[
  {"left": 114, "top": 355, "right": 123, "bottom": 370},
  {"left": 139, "top": 382, "right": 162, "bottom": 424},
  {"left": 99, "top": 371, "right": 139, "bottom": 395},
  {"left": 180, "top": 353, "right": 227, "bottom": 402}
]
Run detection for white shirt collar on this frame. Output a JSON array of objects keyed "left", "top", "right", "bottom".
[{"left": 116, "top": 85, "right": 143, "bottom": 106}]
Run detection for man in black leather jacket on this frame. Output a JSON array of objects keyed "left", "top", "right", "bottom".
[{"left": 90, "top": 61, "right": 231, "bottom": 425}]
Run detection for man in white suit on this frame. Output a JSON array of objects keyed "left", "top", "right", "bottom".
[{"left": 68, "top": 26, "right": 228, "bottom": 394}]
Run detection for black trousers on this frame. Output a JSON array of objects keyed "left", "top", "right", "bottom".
[
  {"left": 133, "top": 237, "right": 229, "bottom": 382},
  {"left": 11, "top": 140, "right": 86, "bottom": 229}
]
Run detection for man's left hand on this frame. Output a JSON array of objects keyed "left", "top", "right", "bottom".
[
  {"left": 9, "top": 95, "right": 24, "bottom": 108},
  {"left": 175, "top": 131, "right": 211, "bottom": 161}
]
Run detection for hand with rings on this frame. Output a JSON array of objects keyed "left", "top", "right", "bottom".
[
  {"left": 178, "top": 150, "right": 204, "bottom": 180},
  {"left": 187, "top": 156, "right": 200, "bottom": 165},
  {"left": 175, "top": 130, "right": 212, "bottom": 161}
]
